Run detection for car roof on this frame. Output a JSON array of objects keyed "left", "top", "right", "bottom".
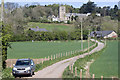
[{"left": 17, "top": 59, "right": 32, "bottom": 61}]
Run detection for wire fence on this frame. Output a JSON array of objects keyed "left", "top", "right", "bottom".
[{"left": 6, "top": 43, "right": 96, "bottom": 68}]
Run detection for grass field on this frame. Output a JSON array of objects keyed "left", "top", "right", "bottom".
[
  {"left": 27, "top": 22, "right": 74, "bottom": 32},
  {"left": 7, "top": 40, "right": 94, "bottom": 59},
  {"left": 90, "top": 40, "right": 118, "bottom": 78}
]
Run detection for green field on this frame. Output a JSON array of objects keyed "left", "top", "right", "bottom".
[
  {"left": 90, "top": 40, "right": 118, "bottom": 78},
  {"left": 27, "top": 22, "right": 74, "bottom": 32},
  {"left": 7, "top": 40, "right": 94, "bottom": 59}
]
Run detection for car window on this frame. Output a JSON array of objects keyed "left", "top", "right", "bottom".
[{"left": 16, "top": 60, "right": 30, "bottom": 66}]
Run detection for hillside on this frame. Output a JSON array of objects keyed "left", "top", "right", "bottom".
[
  {"left": 102, "top": 16, "right": 118, "bottom": 32},
  {"left": 26, "top": 16, "right": 118, "bottom": 32}
]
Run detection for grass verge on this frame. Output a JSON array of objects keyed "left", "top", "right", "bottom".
[{"left": 62, "top": 42, "right": 105, "bottom": 78}]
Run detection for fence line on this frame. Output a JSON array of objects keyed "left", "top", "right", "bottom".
[
  {"left": 6, "top": 42, "right": 96, "bottom": 68},
  {"left": 68, "top": 66, "right": 115, "bottom": 79}
]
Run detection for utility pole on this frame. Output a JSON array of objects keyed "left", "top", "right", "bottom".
[
  {"left": 88, "top": 29, "right": 90, "bottom": 54},
  {"left": 95, "top": 25, "right": 97, "bottom": 44},
  {"left": 81, "top": 18, "right": 83, "bottom": 51},
  {"left": 105, "top": 38, "right": 106, "bottom": 46},
  {"left": 1, "top": 0, "right": 4, "bottom": 22}
]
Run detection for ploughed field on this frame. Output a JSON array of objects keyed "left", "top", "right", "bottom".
[
  {"left": 7, "top": 40, "right": 94, "bottom": 59},
  {"left": 90, "top": 40, "right": 118, "bottom": 78}
]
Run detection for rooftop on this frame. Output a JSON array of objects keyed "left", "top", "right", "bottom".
[
  {"left": 29, "top": 27, "right": 48, "bottom": 32},
  {"left": 90, "top": 31, "right": 114, "bottom": 37}
]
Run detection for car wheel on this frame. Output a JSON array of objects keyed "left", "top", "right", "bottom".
[
  {"left": 30, "top": 71, "right": 32, "bottom": 77},
  {"left": 32, "top": 72, "right": 34, "bottom": 75},
  {"left": 14, "top": 76, "right": 17, "bottom": 78}
]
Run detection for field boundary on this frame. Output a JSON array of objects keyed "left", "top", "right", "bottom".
[{"left": 6, "top": 40, "right": 96, "bottom": 68}]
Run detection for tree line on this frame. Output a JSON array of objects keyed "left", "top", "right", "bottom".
[{"left": 10, "top": 29, "right": 89, "bottom": 42}]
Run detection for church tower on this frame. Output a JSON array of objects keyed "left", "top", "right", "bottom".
[
  {"left": 59, "top": 6, "right": 66, "bottom": 21},
  {"left": 88, "top": 0, "right": 91, "bottom": 2}
]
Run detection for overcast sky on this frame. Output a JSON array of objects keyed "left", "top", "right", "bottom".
[
  {"left": 1, "top": 0, "right": 119, "bottom": 2},
  {"left": 1, "top": 0, "right": 119, "bottom": 8}
]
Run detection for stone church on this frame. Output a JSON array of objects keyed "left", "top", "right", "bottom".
[
  {"left": 58, "top": 6, "right": 88, "bottom": 22},
  {"left": 51, "top": 5, "right": 101, "bottom": 22}
]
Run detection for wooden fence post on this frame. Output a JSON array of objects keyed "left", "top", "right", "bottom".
[
  {"left": 101, "top": 76, "right": 103, "bottom": 80},
  {"left": 80, "top": 69, "right": 82, "bottom": 79},
  {"left": 58, "top": 53, "right": 59, "bottom": 57},
  {"left": 86, "top": 71, "right": 88, "bottom": 78},
  {"left": 69, "top": 65, "right": 71, "bottom": 71},
  {"left": 54, "top": 55, "right": 55, "bottom": 59},
  {"left": 11, "top": 60, "right": 12, "bottom": 68},
  {"left": 37, "top": 59, "right": 39, "bottom": 64},
  {"left": 61, "top": 53, "right": 62, "bottom": 57},
  {"left": 42, "top": 58, "right": 43, "bottom": 64},
  {"left": 66, "top": 52, "right": 67, "bottom": 56},
  {"left": 59, "top": 53, "right": 60, "bottom": 57},
  {"left": 92, "top": 74, "right": 95, "bottom": 80},
  {"left": 112, "top": 77, "right": 114, "bottom": 80},
  {"left": 48, "top": 56, "right": 49, "bottom": 60},
  {"left": 51, "top": 55, "right": 52, "bottom": 60},
  {"left": 56, "top": 54, "right": 57, "bottom": 58},
  {"left": 45, "top": 57, "right": 47, "bottom": 61},
  {"left": 6, "top": 62, "right": 8, "bottom": 68},
  {"left": 71, "top": 65, "right": 73, "bottom": 73},
  {"left": 75, "top": 67, "right": 77, "bottom": 77}
]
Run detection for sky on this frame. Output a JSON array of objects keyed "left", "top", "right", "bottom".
[{"left": 0, "top": 0, "right": 119, "bottom": 8}]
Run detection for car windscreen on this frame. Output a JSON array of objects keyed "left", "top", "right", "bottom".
[{"left": 15, "top": 60, "right": 30, "bottom": 66}]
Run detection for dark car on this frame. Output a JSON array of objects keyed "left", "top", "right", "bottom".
[{"left": 12, "top": 59, "right": 35, "bottom": 78}]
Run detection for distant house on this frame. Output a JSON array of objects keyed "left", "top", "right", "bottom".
[
  {"left": 89, "top": 31, "right": 118, "bottom": 38},
  {"left": 29, "top": 26, "right": 48, "bottom": 32}
]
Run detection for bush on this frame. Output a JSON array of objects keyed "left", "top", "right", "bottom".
[
  {"left": 67, "top": 20, "right": 70, "bottom": 24},
  {"left": 2, "top": 68, "right": 14, "bottom": 78}
]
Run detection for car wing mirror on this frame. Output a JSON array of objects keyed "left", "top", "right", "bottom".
[{"left": 31, "top": 63, "right": 34, "bottom": 66}]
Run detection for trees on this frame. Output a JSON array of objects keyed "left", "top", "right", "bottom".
[
  {"left": 110, "top": 5, "right": 118, "bottom": 20},
  {"left": 79, "top": 1, "right": 96, "bottom": 13},
  {"left": 2, "top": 24, "right": 12, "bottom": 69}
]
